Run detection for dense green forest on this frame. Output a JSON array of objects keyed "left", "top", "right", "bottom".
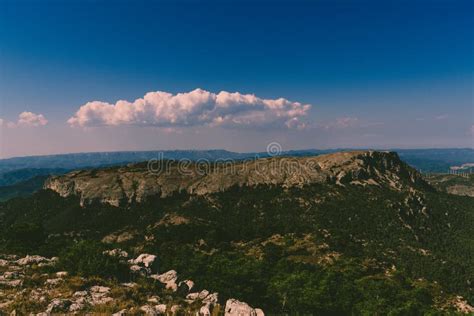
[{"left": 0, "top": 181, "right": 472, "bottom": 314}]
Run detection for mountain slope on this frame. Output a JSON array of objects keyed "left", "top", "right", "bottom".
[{"left": 0, "top": 151, "right": 473, "bottom": 314}]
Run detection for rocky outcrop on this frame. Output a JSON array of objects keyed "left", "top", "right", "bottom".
[
  {"left": 45, "top": 151, "right": 428, "bottom": 206},
  {"left": 0, "top": 253, "right": 262, "bottom": 315}
]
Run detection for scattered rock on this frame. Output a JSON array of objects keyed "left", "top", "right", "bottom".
[
  {"left": 103, "top": 248, "right": 129, "bottom": 259},
  {"left": 140, "top": 304, "right": 168, "bottom": 315}
]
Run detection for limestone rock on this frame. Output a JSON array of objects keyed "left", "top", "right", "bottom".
[
  {"left": 129, "top": 253, "right": 158, "bottom": 273},
  {"left": 225, "top": 299, "right": 263, "bottom": 316},
  {"left": 151, "top": 270, "right": 178, "bottom": 292}
]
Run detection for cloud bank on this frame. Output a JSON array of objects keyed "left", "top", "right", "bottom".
[
  {"left": 68, "top": 88, "right": 311, "bottom": 129},
  {"left": 0, "top": 112, "right": 48, "bottom": 128}
]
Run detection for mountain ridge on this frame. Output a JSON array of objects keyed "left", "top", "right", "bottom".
[{"left": 44, "top": 150, "right": 429, "bottom": 207}]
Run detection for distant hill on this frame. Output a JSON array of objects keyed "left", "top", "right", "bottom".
[
  {"left": 1, "top": 148, "right": 472, "bottom": 172},
  {"left": 0, "top": 175, "right": 48, "bottom": 202},
  {"left": 0, "top": 168, "right": 70, "bottom": 186}
]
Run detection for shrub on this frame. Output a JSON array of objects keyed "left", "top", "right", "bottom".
[{"left": 57, "top": 240, "right": 129, "bottom": 280}]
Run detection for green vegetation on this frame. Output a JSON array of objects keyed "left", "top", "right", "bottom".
[
  {"left": 0, "top": 181, "right": 472, "bottom": 314},
  {"left": 57, "top": 240, "right": 129, "bottom": 280},
  {"left": 0, "top": 175, "right": 48, "bottom": 202}
]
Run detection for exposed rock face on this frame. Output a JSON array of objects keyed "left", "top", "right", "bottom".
[{"left": 44, "top": 151, "right": 427, "bottom": 206}]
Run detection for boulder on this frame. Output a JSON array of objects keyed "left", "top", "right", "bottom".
[
  {"left": 225, "top": 299, "right": 262, "bottom": 316},
  {"left": 151, "top": 270, "right": 178, "bottom": 292},
  {"left": 129, "top": 254, "right": 158, "bottom": 272}
]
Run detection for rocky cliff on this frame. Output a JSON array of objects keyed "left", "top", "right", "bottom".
[{"left": 44, "top": 150, "right": 427, "bottom": 206}]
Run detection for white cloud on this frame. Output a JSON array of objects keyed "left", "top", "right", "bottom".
[
  {"left": 470, "top": 125, "right": 474, "bottom": 136},
  {"left": 18, "top": 112, "right": 48, "bottom": 127},
  {"left": 0, "top": 112, "right": 48, "bottom": 128},
  {"left": 68, "top": 88, "right": 311, "bottom": 129}
]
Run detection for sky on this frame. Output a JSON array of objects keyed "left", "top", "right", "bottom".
[{"left": 0, "top": 0, "right": 473, "bottom": 158}]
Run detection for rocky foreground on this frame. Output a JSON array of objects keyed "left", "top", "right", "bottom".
[{"left": 0, "top": 252, "right": 264, "bottom": 315}]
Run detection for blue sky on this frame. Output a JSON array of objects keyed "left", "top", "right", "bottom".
[{"left": 0, "top": 0, "right": 472, "bottom": 158}]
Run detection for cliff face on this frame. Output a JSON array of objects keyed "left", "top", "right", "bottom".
[{"left": 44, "top": 151, "right": 427, "bottom": 206}]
